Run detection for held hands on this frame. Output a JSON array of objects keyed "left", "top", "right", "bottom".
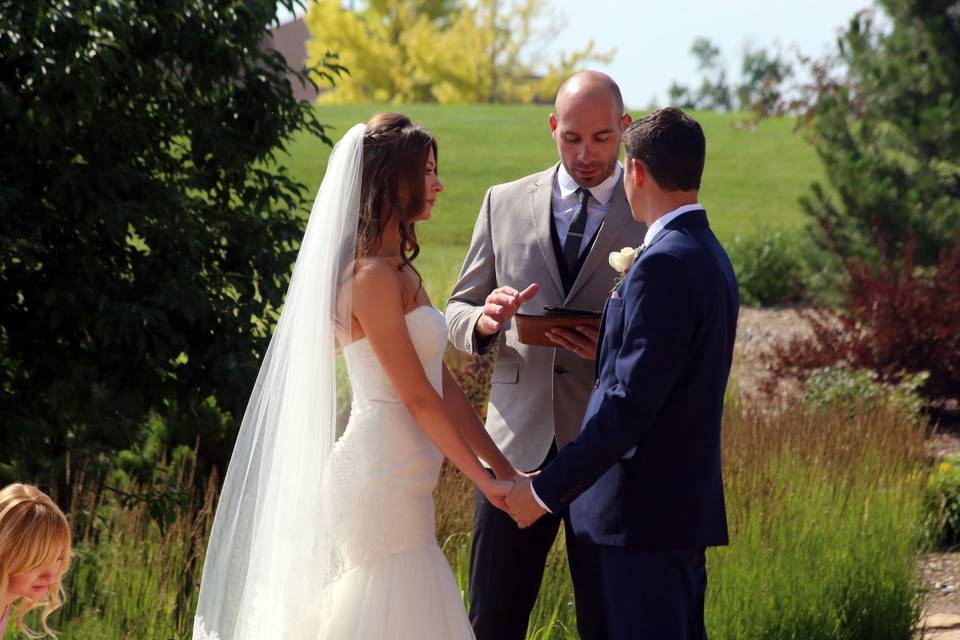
[
  {"left": 547, "top": 324, "right": 600, "bottom": 360},
  {"left": 476, "top": 284, "right": 540, "bottom": 337},
  {"left": 505, "top": 477, "right": 547, "bottom": 529},
  {"left": 484, "top": 467, "right": 547, "bottom": 528},
  {"left": 480, "top": 478, "right": 515, "bottom": 512}
]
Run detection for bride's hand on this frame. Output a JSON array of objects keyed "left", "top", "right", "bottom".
[{"left": 480, "top": 478, "right": 514, "bottom": 512}]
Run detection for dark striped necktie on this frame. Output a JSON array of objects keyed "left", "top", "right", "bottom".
[{"left": 563, "top": 187, "right": 591, "bottom": 270}]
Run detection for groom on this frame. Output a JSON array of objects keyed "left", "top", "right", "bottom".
[{"left": 507, "top": 108, "right": 740, "bottom": 639}]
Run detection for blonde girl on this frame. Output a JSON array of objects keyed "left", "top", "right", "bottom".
[{"left": 0, "top": 484, "right": 71, "bottom": 638}]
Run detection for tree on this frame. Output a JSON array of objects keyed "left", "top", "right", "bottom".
[
  {"left": 800, "top": 2, "right": 960, "bottom": 265},
  {"left": 737, "top": 45, "right": 792, "bottom": 115},
  {"left": 0, "top": 1, "right": 343, "bottom": 487},
  {"left": 667, "top": 82, "right": 697, "bottom": 110},
  {"left": 666, "top": 37, "right": 733, "bottom": 111},
  {"left": 304, "top": 0, "right": 612, "bottom": 104},
  {"left": 690, "top": 37, "right": 734, "bottom": 111},
  {"left": 760, "top": 2, "right": 960, "bottom": 402}
]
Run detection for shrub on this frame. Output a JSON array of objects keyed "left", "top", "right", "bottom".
[
  {"left": 0, "top": 0, "right": 344, "bottom": 490},
  {"left": 768, "top": 238, "right": 960, "bottom": 400},
  {"left": 803, "top": 363, "right": 928, "bottom": 425},
  {"left": 924, "top": 457, "right": 960, "bottom": 549},
  {"left": 727, "top": 225, "right": 809, "bottom": 307}
]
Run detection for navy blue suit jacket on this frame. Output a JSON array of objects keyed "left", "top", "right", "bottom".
[{"left": 533, "top": 209, "right": 739, "bottom": 548}]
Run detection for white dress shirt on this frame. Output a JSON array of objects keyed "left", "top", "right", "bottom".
[
  {"left": 528, "top": 202, "right": 705, "bottom": 513},
  {"left": 552, "top": 162, "right": 623, "bottom": 256}
]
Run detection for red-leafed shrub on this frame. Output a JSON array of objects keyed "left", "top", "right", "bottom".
[{"left": 768, "top": 237, "right": 960, "bottom": 400}]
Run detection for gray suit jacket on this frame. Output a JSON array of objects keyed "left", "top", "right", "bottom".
[{"left": 446, "top": 164, "right": 648, "bottom": 470}]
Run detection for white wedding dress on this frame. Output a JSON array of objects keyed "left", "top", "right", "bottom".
[
  {"left": 191, "top": 125, "right": 473, "bottom": 640},
  {"left": 318, "top": 305, "right": 475, "bottom": 639}
]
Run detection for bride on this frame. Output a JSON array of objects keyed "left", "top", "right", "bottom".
[{"left": 193, "top": 114, "right": 517, "bottom": 639}]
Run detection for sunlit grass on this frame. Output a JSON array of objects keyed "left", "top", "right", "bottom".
[{"left": 284, "top": 104, "right": 823, "bottom": 305}]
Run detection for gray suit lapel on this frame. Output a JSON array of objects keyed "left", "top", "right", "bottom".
[
  {"left": 566, "top": 176, "right": 634, "bottom": 302},
  {"left": 528, "top": 165, "right": 565, "bottom": 298}
]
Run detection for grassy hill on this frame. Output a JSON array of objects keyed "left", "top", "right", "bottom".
[{"left": 283, "top": 104, "right": 824, "bottom": 303}]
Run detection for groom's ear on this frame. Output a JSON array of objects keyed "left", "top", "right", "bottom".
[
  {"left": 629, "top": 158, "right": 645, "bottom": 187},
  {"left": 621, "top": 113, "right": 632, "bottom": 130},
  {"left": 548, "top": 113, "right": 559, "bottom": 134}
]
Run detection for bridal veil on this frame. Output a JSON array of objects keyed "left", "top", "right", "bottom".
[{"left": 193, "top": 124, "right": 365, "bottom": 639}]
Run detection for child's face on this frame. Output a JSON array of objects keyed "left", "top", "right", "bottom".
[{"left": 7, "top": 554, "right": 63, "bottom": 601}]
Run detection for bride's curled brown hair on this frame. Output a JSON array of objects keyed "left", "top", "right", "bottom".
[{"left": 358, "top": 113, "right": 438, "bottom": 276}]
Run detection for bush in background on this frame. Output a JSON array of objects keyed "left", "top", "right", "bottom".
[
  {"left": 769, "top": 239, "right": 960, "bottom": 401},
  {"left": 803, "top": 363, "right": 928, "bottom": 425},
  {"left": 727, "top": 225, "right": 810, "bottom": 307},
  {"left": 924, "top": 457, "right": 960, "bottom": 550},
  {"left": 0, "top": 0, "right": 343, "bottom": 491}
]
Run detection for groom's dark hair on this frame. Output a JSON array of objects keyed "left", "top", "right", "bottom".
[{"left": 624, "top": 108, "right": 705, "bottom": 191}]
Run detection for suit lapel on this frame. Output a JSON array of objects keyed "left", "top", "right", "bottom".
[
  {"left": 593, "top": 298, "right": 610, "bottom": 382},
  {"left": 528, "top": 165, "right": 565, "bottom": 299},
  {"left": 565, "top": 176, "right": 633, "bottom": 303}
]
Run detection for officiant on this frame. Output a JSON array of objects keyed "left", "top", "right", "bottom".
[{"left": 445, "top": 70, "right": 648, "bottom": 640}]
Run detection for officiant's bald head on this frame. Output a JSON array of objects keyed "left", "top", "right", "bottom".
[
  {"left": 555, "top": 71, "right": 624, "bottom": 118},
  {"left": 550, "top": 71, "right": 630, "bottom": 188}
]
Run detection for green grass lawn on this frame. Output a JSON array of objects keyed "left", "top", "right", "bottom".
[{"left": 282, "top": 104, "right": 824, "bottom": 303}]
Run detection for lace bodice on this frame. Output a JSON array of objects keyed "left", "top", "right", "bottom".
[{"left": 342, "top": 306, "right": 448, "bottom": 402}]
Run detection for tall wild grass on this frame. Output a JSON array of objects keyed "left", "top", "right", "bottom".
[
  {"left": 707, "top": 402, "right": 926, "bottom": 639},
  {"left": 48, "top": 455, "right": 214, "bottom": 639},
  {"left": 35, "top": 397, "right": 925, "bottom": 639},
  {"left": 435, "top": 398, "right": 928, "bottom": 639}
]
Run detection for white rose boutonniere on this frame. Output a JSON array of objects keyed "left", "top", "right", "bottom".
[{"left": 608, "top": 246, "right": 638, "bottom": 291}]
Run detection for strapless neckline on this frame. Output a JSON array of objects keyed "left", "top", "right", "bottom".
[{"left": 343, "top": 305, "right": 439, "bottom": 350}]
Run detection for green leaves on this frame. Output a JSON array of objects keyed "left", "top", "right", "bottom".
[
  {"left": 804, "top": 0, "right": 960, "bottom": 266},
  {"left": 0, "top": 0, "right": 339, "bottom": 486}
]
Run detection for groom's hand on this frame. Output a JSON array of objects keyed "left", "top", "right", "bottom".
[
  {"left": 506, "top": 477, "right": 547, "bottom": 529},
  {"left": 547, "top": 325, "right": 599, "bottom": 360},
  {"left": 476, "top": 283, "right": 539, "bottom": 337}
]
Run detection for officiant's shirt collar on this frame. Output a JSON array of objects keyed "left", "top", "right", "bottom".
[
  {"left": 558, "top": 162, "right": 622, "bottom": 205},
  {"left": 643, "top": 203, "right": 704, "bottom": 247}
]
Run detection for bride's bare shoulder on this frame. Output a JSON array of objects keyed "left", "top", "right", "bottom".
[{"left": 350, "top": 257, "right": 403, "bottom": 305}]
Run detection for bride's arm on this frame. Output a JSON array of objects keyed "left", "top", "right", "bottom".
[
  {"left": 440, "top": 365, "right": 514, "bottom": 480},
  {"left": 352, "top": 261, "right": 511, "bottom": 506}
]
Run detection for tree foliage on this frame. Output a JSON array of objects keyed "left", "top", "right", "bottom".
[
  {"left": 799, "top": 2, "right": 960, "bottom": 266},
  {"left": 0, "top": 0, "right": 342, "bottom": 486},
  {"left": 761, "top": 2, "right": 960, "bottom": 405},
  {"left": 737, "top": 46, "right": 792, "bottom": 115},
  {"left": 305, "top": 0, "right": 613, "bottom": 104},
  {"left": 667, "top": 37, "right": 793, "bottom": 114}
]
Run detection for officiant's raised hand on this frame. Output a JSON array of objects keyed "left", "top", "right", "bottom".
[
  {"left": 476, "top": 283, "right": 540, "bottom": 337},
  {"left": 505, "top": 477, "right": 547, "bottom": 529}
]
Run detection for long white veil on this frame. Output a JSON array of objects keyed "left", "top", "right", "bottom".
[{"left": 193, "top": 124, "right": 365, "bottom": 640}]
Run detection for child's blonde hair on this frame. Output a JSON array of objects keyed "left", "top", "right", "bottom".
[{"left": 0, "top": 483, "right": 71, "bottom": 639}]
